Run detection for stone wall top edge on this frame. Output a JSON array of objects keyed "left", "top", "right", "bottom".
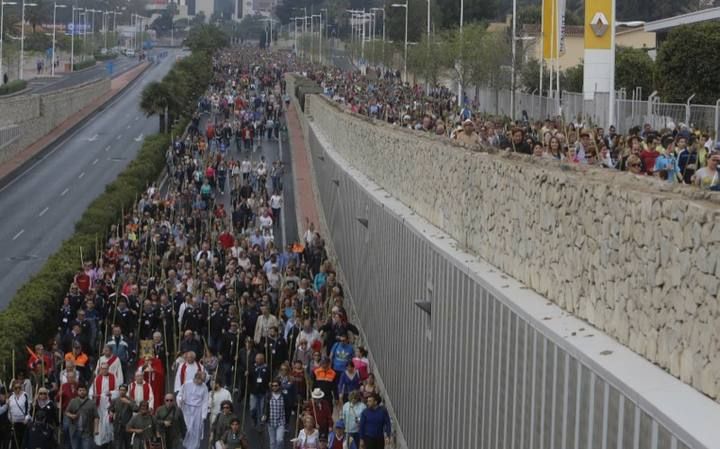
[{"left": 306, "top": 93, "right": 720, "bottom": 209}]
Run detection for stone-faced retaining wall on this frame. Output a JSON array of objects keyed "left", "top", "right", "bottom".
[
  {"left": 0, "top": 78, "right": 111, "bottom": 162},
  {"left": 305, "top": 93, "right": 720, "bottom": 400}
]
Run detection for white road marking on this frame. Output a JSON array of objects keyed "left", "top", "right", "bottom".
[
  {"left": 92, "top": 158, "right": 99, "bottom": 165},
  {"left": 60, "top": 188, "right": 69, "bottom": 196},
  {"left": 126, "top": 124, "right": 131, "bottom": 129},
  {"left": 78, "top": 172, "right": 85, "bottom": 179},
  {"left": 12, "top": 229, "right": 24, "bottom": 240},
  {"left": 116, "top": 134, "right": 122, "bottom": 140},
  {"left": 86, "top": 134, "right": 99, "bottom": 142},
  {"left": 135, "top": 116, "right": 140, "bottom": 121},
  {"left": 134, "top": 133, "right": 144, "bottom": 142},
  {"left": 105, "top": 145, "right": 111, "bottom": 152},
  {"left": 38, "top": 207, "right": 49, "bottom": 217}
]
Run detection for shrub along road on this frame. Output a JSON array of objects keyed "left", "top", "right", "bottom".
[{"left": 0, "top": 50, "right": 181, "bottom": 309}]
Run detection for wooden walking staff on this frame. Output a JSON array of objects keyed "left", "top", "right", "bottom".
[
  {"left": 231, "top": 329, "right": 241, "bottom": 397},
  {"left": 240, "top": 348, "right": 250, "bottom": 432}
]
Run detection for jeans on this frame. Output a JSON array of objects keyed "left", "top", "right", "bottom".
[
  {"left": 249, "top": 393, "right": 265, "bottom": 425},
  {"left": 268, "top": 423, "right": 285, "bottom": 449},
  {"left": 69, "top": 432, "right": 94, "bottom": 449}
]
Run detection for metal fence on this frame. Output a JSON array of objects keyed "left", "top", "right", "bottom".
[{"left": 470, "top": 86, "right": 720, "bottom": 137}]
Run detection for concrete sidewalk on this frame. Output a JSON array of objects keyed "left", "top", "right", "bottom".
[
  {"left": 286, "top": 101, "right": 320, "bottom": 239},
  {"left": 0, "top": 62, "right": 150, "bottom": 183}
]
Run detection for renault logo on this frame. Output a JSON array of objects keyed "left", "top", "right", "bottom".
[{"left": 590, "top": 12, "right": 609, "bottom": 37}]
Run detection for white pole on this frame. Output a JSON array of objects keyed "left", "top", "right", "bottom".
[
  {"left": 0, "top": 2, "right": 16, "bottom": 83},
  {"left": 71, "top": 8, "right": 76, "bottom": 71},
  {"left": 52, "top": 3, "right": 57, "bottom": 75},
  {"left": 403, "top": 3, "right": 407, "bottom": 82},
  {"left": 510, "top": 0, "right": 516, "bottom": 120},
  {"left": 608, "top": 0, "right": 616, "bottom": 129},
  {"left": 457, "top": 0, "right": 463, "bottom": 106},
  {"left": 19, "top": 0, "right": 25, "bottom": 79}
]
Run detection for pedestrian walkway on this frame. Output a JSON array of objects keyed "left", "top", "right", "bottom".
[
  {"left": 0, "top": 62, "right": 150, "bottom": 183},
  {"left": 286, "top": 101, "right": 320, "bottom": 237}
]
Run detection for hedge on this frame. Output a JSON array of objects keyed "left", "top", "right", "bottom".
[
  {"left": 0, "top": 79, "right": 28, "bottom": 96},
  {"left": 73, "top": 59, "right": 97, "bottom": 71},
  {"left": 0, "top": 117, "right": 191, "bottom": 379},
  {"left": 94, "top": 53, "right": 118, "bottom": 61}
]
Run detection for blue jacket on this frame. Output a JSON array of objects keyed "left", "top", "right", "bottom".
[{"left": 359, "top": 406, "right": 391, "bottom": 440}]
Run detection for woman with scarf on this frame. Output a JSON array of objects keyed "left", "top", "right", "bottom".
[{"left": 25, "top": 387, "right": 59, "bottom": 449}]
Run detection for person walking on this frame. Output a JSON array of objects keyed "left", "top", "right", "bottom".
[
  {"left": 126, "top": 400, "right": 160, "bottom": 449},
  {"left": 358, "top": 394, "right": 391, "bottom": 449},
  {"left": 179, "top": 371, "right": 209, "bottom": 449},
  {"left": 108, "top": 384, "right": 137, "bottom": 449},
  {"left": 155, "top": 394, "right": 187, "bottom": 449},
  {"left": 65, "top": 384, "right": 99, "bottom": 449},
  {"left": 262, "top": 380, "right": 286, "bottom": 449}
]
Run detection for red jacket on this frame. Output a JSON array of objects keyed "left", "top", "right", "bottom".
[{"left": 57, "top": 382, "right": 79, "bottom": 413}]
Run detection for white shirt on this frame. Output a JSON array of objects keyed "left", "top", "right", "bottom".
[
  {"left": 8, "top": 392, "right": 30, "bottom": 423},
  {"left": 241, "top": 160, "right": 252, "bottom": 174},
  {"left": 209, "top": 387, "right": 232, "bottom": 424},
  {"left": 269, "top": 195, "right": 282, "bottom": 209},
  {"left": 259, "top": 215, "right": 273, "bottom": 230}
]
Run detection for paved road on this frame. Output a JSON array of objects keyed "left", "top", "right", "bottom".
[
  {"left": 26, "top": 54, "right": 142, "bottom": 94},
  {"left": 0, "top": 51, "right": 180, "bottom": 309}
]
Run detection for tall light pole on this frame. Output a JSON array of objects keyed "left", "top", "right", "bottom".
[
  {"left": 510, "top": 0, "right": 516, "bottom": 119},
  {"left": 319, "top": 8, "right": 326, "bottom": 63},
  {"left": 311, "top": 14, "right": 321, "bottom": 63},
  {"left": 391, "top": 1, "right": 407, "bottom": 82},
  {"left": 19, "top": 0, "right": 38, "bottom": 80},
  {"left": 52, "top": 2, "right": 67, "bottom": 75},
  {"left": 71, "top": 6, "right": 82, "bottom": 71},
  {"left": 0, "top": 1, "right": 18, "bottom": 84}
]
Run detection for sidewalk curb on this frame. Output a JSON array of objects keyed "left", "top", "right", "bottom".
[{"left": 0, "top": 62, "right": 152, "bottom": 190}]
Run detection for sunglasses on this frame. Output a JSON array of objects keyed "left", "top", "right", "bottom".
[
  {"left": 165, "top": 399, "right": 174, "bottom": 402},
  {"left": 630, "top": 163, "right": 641, "bottom": 168}
]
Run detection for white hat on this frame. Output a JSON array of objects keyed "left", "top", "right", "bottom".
[{"left": 311, "top": 388, "right": 325, "bottom": 399}]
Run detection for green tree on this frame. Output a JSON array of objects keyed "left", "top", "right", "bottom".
[
  {"left": 468, "top": 30, "right": 511, "bottom": 91},
  {"left": 140, "top": 81, "right": 174, "bottom": 133},
  {"left": 655, "top": 22, "right": 720, "bottom": 104},
  {"left": 407, "top": 33, "right": 444, "bottom": 87},
  {"left": 437, "top": 23, "right": 485, "bottom": 102},
  {"left": 519, "top": 58, "right": 550, "bottom": 94},
  {"left": 561, "top": 63, "right": 583, "bottom": 93},
  {"left": 615, "top": 46, "right": 654, "bottom": 99}
]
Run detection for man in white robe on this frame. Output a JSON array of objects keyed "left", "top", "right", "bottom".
[
  {"left": 129, "top": 370, "right": 155, "bottom": 411},
  {"left": 174, "top": 351, "right": 203, "bottom": 393},
  {"left": 89, "top": 362, "right": 118, "bottom": 447},
  {"left": 179, "top": 371, "right": 209, "bottom": 449},
  {"left": 95, "top": 344, "right": 124, "bottom": 386}
]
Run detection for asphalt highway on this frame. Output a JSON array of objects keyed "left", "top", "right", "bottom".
[
  {"left": 27, "top": 54, "right": 142, "bottom": 94},
  {"left": 0, "top": 50, "right": 181, "bottom": 309}
]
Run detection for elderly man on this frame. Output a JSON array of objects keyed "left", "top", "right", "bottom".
[
  {"left": 95, "top": 344, "right": 124, "bottom": 386},
  {"left": 174, "top": 351, "right": 204, "bottom": 393},
  {"left": 179, "top": 371, "right": 209, "bottom": 449},
  {"left": 454, "top": 119, "right": 480, "bottom": 147},
  {"left": 90, "top": 362, "right": 118, "bottom": 447},
  {"left": 129, "top": 370, "right": 155, "bottom": 411}
]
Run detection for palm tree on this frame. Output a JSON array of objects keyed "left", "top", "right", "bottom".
[{"left": 140, "top": 81, "right": 174, "bottom": 133}]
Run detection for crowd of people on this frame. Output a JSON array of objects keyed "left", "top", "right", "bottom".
[
  {"left": 306, "top": 65, "right": 720, "bottom": 189},
  {"left": 0, "top": 46, "right": 393, "bottom": 449}
]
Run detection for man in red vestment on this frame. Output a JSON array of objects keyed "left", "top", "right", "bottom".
[{"left": 137, "top": 355, "right": 165, "bottom": 410}]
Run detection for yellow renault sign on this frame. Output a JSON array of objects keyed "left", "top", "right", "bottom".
[{"left": 585, "top": 0, "right": 613, "bottom": 49}]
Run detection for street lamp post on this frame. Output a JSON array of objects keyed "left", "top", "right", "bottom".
[
  {"left": 70, "top": 7, "right": 82, "bottom": 71},
  {"left": 319, "top": 8, "right": 327, "bottom": 63},
  {"left": 0, "top": 1, "right": 18, "bottom": 84},
  {"left": 19, "top": 0, "right": 38, "bottom": 80},
  {"left": 391, "top": 1, "right": 408, "bottom": 82},
  {"left": 52, "top": 2, "right": 67, "bottom": 76}
]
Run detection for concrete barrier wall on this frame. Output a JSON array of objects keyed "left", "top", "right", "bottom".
[
  {"left": 0, "top": 79, "right": 111, "bottom": 163},
  {"left": 303, "top": 92, "right": 720, "bottom": 401}
]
